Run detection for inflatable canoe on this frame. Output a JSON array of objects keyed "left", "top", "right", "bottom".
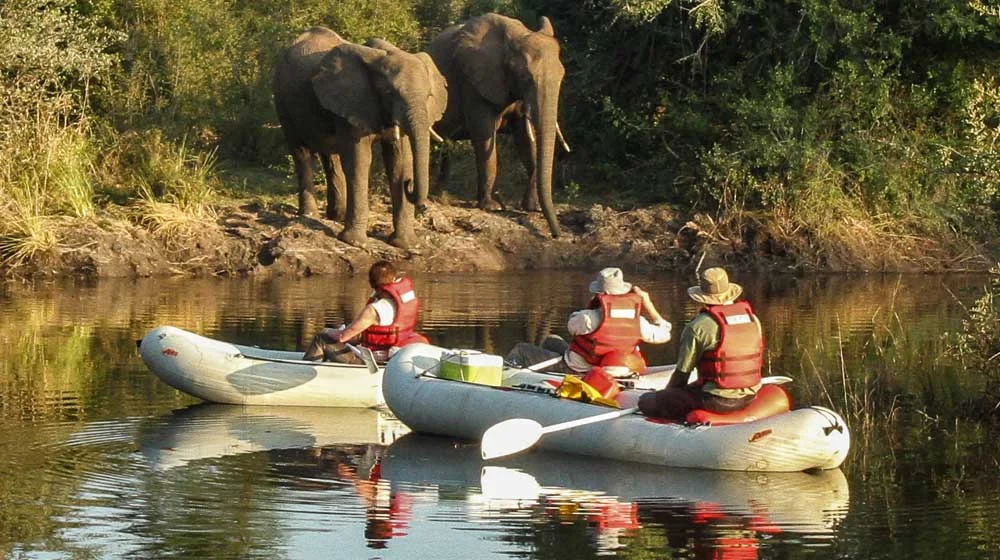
[
  {"left": 139, "top": 325, "right": 384, "bottom": 408},
  {"left": 137, "top": 403, "right": 410, "bottom": 470},
  {"left": 383, "top": 344, "right": 851, "bottom": 472},
  {"left": 381, "top": 433, "right": 850, "bottom": 534}
]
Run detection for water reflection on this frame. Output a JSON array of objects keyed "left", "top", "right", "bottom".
[
  {"left": 135, "top": 404, "right": 409, "bottom": 470},
  {"left": 381, "top": 434, "right": 849, "bottom": 556}
]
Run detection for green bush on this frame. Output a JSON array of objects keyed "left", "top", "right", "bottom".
[{"left": 948, "top": 265, "right": 1000, "bottom": 412}]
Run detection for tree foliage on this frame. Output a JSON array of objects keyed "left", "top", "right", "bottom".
[{"left": 1, "top": 0, "right": 998, "bottom": 267}]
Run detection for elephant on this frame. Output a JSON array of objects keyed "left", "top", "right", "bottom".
[
  {"left": 273, "top": 27, "right": 447, "bottom": 249},
  {"left": 428, "top": 13, "right": 570, "bottom": 238}
]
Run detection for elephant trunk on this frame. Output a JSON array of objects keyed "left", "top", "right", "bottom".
[
  {"left": 405, "top": 111, "right": 431, "bottom": 211},
  {"left": 533, "top": 87, "right": 561, "bottom": 238}
]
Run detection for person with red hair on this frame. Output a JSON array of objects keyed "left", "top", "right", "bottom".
[{"left": 304, "top": 260, "right": 429, "bottom": 363}]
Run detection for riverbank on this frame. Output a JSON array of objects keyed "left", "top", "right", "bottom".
[{"left": 4, "top": 191, "right": 996, "bottom": 281}]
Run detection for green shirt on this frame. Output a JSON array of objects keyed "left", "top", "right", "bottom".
[{"left": 675, "top": 312, "right": 762, "bottom": 399}]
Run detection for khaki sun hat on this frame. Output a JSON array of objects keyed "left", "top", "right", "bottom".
[
  {"left": 589, "top": 267, "right": 632, "bottom": 295},
  {"left": 687, "top": 267, "right": 743, "bottom": 305}
]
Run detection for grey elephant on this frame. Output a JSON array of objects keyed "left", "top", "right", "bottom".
[
  {"left": 429, "top": 13, "right": 569, "bottom": 238},
  {"left": 273, "top": 27, "right": 447, "bottom": 248}
]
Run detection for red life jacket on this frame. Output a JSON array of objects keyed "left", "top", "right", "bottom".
[
  {"left": 569, "top": 292, "right": 645, "bottom": 369},
  {"left": 696, "top": 301, "right": 763, "bottom": 389},
  {"left": 361, "top": 277, "right": 428, "bottom": 353},
  {"left": 581, "top": 366, "right": 622, "bottom": 400}
]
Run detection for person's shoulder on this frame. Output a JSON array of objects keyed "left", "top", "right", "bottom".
[
  {"left": 688, "top": 311, "right": 714, "bottom": 325},
  {"left": 688, "top": 312, "right": 719, "bottom": 333},
  {"left": 370, "top": 297, "right": 396, "bottom": 313}
]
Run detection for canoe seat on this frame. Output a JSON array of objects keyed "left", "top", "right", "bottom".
[{"left": 685, "top": 384, "right": 791, "bottom": 425}]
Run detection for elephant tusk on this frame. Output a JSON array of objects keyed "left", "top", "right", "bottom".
[
  {"left": 556, "top": 124, "right": 571, "bottom": 153},
  {"left": 525, "top": 118, "right": 536, "bottom": 146},
  {"left": 392, "top": 125, "right": 401, "bottom": 142},
  {"left": 429, "top": 126, "right": 444, "bottom": 143}
]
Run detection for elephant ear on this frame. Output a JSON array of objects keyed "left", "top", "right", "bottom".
[
  {"left": 454, "top": 19, "right": 510, "bottom": 108},
  {"left": 417, "top": 52, "right": 448, "bottom": 124},
  {"left": 312, "top": 44, "right": 384, "bottom": 136}
]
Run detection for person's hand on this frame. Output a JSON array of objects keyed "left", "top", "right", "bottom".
[
  {"left": 631, "top": 285, "right": 649, "bottom": 299},
  {"left": 322, "top": 326, "right": 345, "bottom": 342}
]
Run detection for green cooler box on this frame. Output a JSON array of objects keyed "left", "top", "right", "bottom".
[{"left": 439, "top": 350, "right": 504, "bottom": 386}]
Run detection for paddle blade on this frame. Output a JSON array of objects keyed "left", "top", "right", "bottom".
[
  {"left": 481, "top": 418, "right": 544, "bottom": 460},
  {"left": 347, "top": 344, "right": 379, "bottom": 375}
]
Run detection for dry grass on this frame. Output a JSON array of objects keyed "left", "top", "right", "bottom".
[{"left": 135, "top": 185, "right": 218, "bottom": 244}]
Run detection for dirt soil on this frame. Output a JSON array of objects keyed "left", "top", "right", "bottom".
[{"left": 8, "top": 194, "right": 995, "bottom": 280}]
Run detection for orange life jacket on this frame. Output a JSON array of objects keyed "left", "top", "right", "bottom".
[
  {"left": 696, "top": 302, "right": 763, "bottom": 389},
  {"left": 361, "top": 277, "right": 428, "bottom": 352},
  {"left": 569, "top": 292, "right": 644, "bottom": 368}
]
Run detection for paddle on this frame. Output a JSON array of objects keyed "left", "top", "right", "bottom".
[
  {"left": 523, "top": 355, "right": 562, "bottom": 372},
  {"left": 480, "top": 375, "right": 795, "bottom": 460},
  {"left": 481, "top": 406, "right": 639, "bottom": 460},
  {"left": 346, "top": 343, "right": 379, "bottom": 375}
]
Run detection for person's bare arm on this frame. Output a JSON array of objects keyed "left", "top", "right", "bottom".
[
  {"left": 631, "top": 286, "right": 666, "bottom": 325},
  {"left": 335, "top": 305, "right": 380, "bottom": 343}
]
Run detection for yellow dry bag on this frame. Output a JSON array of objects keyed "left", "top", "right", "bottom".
[{"left": 555, "top": 375, "right": 621, "bottom": 408}]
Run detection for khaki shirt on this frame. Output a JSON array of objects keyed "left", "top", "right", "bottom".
[{"left": 676, "top": 312, "right": 762, "bottom": 399}]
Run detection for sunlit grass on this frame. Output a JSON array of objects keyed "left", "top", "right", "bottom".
[
  {"left": 0, "top": 185, "right": 60, "bottom": 268},
  {"left": 135, "top": 183, "right": 218, "bottom": 242},
  {"left": 110, "top": 133, "right": 222, "bottom": 244},
  {"left": 0, "top": 117, "right": 94, "bottom": 267}
]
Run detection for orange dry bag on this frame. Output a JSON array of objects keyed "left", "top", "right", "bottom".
[{"left": 581, "top": 366, "right": 622, "bottom": 400}]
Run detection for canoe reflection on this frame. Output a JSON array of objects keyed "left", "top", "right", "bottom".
[
  {"left": 136, "top": 403, "right": 409, "bottom": 470},
  {"left": 381, "top": 433, "right": 850, "bottom": 555}
]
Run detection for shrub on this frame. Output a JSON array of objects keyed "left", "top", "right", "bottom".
[
  {"left": 948, "top": 265, "right": 1000, "bottom": 412},
  {"left": 0, "top": 0, "right": 122, "bottom": 265}
]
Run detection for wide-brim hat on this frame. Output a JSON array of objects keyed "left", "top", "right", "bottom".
[
  {"left": 688, "top": 267, "right": 743, "bottom": 305},
  {"left": 589, "top": 267, "right": 632, "bottom": 296}
]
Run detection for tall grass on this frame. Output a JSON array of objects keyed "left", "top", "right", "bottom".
[
  {"left": 0, "top": 0, "right": 118, "bottom": 268},
  {"left": 110, "top": 132, "right": 222, "bottom": 244},
  {"left": 947, "top": 265, "right": 1000, "bottom": 414}
]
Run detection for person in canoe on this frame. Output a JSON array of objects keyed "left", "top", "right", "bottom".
[
  {"left": 638, "top": 267, "right": 764, "bottom": 420},
  {"left": 304, "top": 260, "right": 429, "bottom": 363},
  {"left": 506, "top": 267, "right": 672, "bottom": 376}
]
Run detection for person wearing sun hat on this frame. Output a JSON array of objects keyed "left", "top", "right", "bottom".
[
  {"left": 504, "top": 267, "right": 672, "bottom": 376},
  {"left": 565, "top": 267, "right": 672, "bottom": 376},
  {"left": 637, "top": 267, "right": 764, "bottom": 420}
]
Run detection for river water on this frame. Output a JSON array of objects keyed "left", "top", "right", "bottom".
[{"left": 1, "top": 271, "right": 998, "bottom": 559}]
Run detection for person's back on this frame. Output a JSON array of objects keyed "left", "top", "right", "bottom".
[
  {"left": 303, "top": 260, "right": 428, "bottom": 363},
  {"left": 638, "top": 267, "right": 763, "bottom": 420},
  {"left": 505, "top": 267, "right": 671, "bottom": 375}
]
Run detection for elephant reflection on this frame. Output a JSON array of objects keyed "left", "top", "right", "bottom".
[
  {"left": 273, "top": 27, "right": 447, "bottom": 249},
  {"left": 428, "top": 13, "right": 569, "bottom": 238}
]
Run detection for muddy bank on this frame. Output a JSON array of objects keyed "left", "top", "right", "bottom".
[{"left": 6, "top": 195, "right": 997, "bottom": 280}]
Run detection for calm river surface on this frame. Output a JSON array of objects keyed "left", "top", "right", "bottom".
[{"left": 1, "top": 271, "right": 998, "bottom": 559}]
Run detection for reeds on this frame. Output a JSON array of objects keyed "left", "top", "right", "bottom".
[{"left": 946, "top": 264, "right": 1000, "bottom": 413}]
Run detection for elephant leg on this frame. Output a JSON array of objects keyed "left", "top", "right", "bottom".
[
  {"left": 337, "top": 137, "right": 374, "bottom": 248},
  {"left": 513, "top": 118, "right": 540, "bottom": 212},
  {"left": 465, "top": 99, "right": 503, "bottom": 211},
  {"left": 433, "top": 149, "right": 450, "bottom": 196},
  {"left": 293, "top": 147, "right": 320, "bottom": 217},
  {"left": 470, "top": 133, "right": 501, "bottom": 211},
  {"left": 321, "top": 153, "right": 347, "bottom": 222},
  {"left": 381, "top": 138, "right": 418, "bottom": 249}
]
